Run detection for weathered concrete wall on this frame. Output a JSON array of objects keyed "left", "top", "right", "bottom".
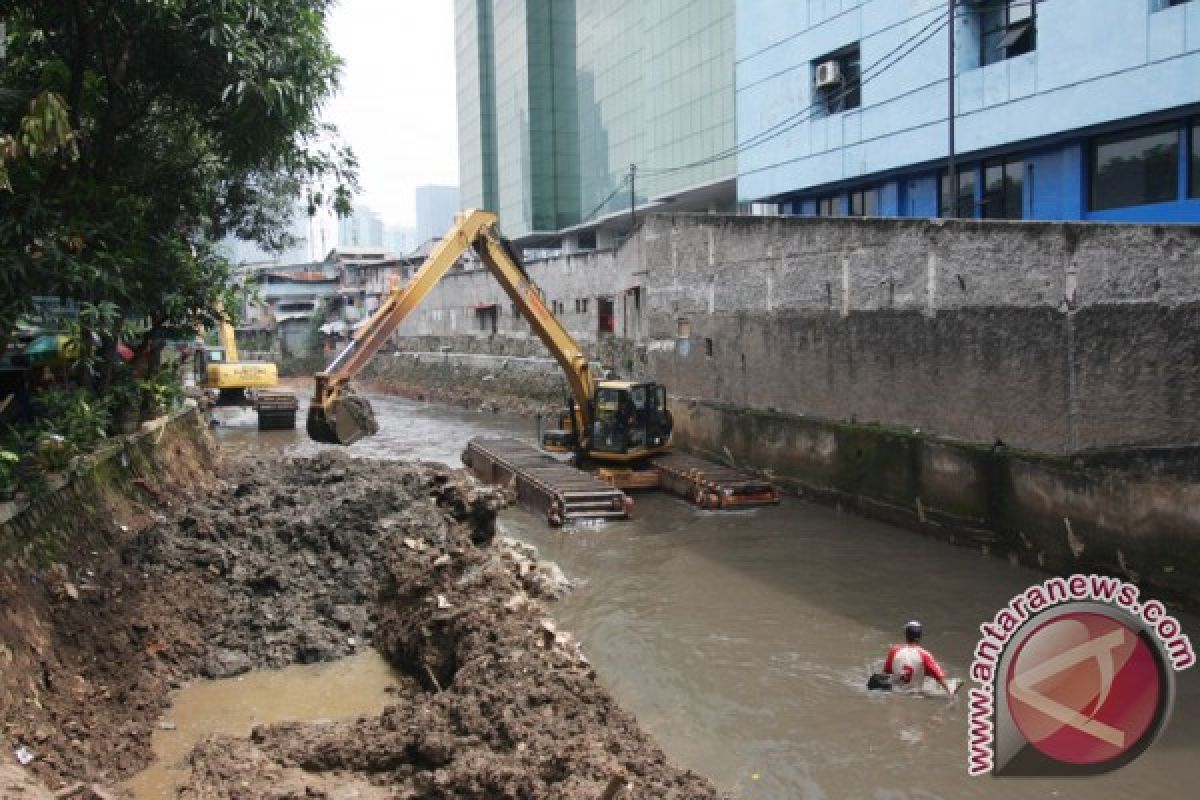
[
  {"left": 362, "top": 352, "right": 569, "bottom": 417},
  {"left": 642, "top": 214, "right": 1200, "bottom": 454},
  {"left": 393, "top": 248, "right": 649, "bottom": 346},
  {"left": 643, "top": 215, "right": 1200, "bottom": 453},
  {"left": 387, "top": 213, "right": 1200, "bottom": 454}
]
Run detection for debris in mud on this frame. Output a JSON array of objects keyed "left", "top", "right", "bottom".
[
  {"left": 3, "top": 449, "right": 723, "bottom": 798},
  {"left": 175, "top": 451, "right": 724, "bottom": 799}
]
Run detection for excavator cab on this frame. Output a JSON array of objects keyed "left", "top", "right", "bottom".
[
  {"left": 588, "top": 381, "right": 672, "bottom": 459},
  {"left": 542, "top": 381, "right": 672, "bottom": 461}
]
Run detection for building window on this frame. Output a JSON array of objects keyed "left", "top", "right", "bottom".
[
  {"left": 1090, "top": 124, "right": 1180, "bottom": 211},
  {"left": 849, "top": 187, "right": 880, "bottom": 217},
  {"left": 474, "top": 305, "right": 497, "bottom": 334},
  {"left": 1191, "top": 119, "right": 1199, "bottom": 199},
  {"left": 574, "top": 297, "right": 589, "bottom": 314},
  {"left": 982, "top": 157, "right": 1024, "bottom": 219},
  {"left": 980, "top": 1, "right": 1037, "bottom": 67},
  {"left": 940, "top": 169, "right": 977, "bottom": 218},
  {"left": 816, "top": 196, "right": 843, "bottom": 216},
  {"left": 813, "top": 44, "right": 860, "bottom": 113},
  {"left": 598, "top": 297, "right": 615, "bottom": 335}
]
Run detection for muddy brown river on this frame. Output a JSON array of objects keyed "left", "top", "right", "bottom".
[{"left": 211, "top": 394, "right": 1200, "bottom": 799}]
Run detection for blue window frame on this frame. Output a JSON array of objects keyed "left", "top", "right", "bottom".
[
  {"left": 1191, "top": 119, "right": 1199, "bottom": 200},
  {"left": 849, "top": 187, "right": 880, "bottom": 217},
  {"left": 940, "top": 168, "right": 978, "bottom": 218},
  {"left": 1090, "top": 123, "right": 1180, "bottom": 211}
]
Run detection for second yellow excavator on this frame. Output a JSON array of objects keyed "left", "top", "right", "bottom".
[
  {"left": 194, "top": 314, "right": 298, "bottom": 430},
  {"left": 306, "top": 209, "right": 673, "bottom": 466}
]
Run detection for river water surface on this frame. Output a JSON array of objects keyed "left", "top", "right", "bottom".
[{"left": 208, "top": 394, "right": 1200, "bottom": 800}]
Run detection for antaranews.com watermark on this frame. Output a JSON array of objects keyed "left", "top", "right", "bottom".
[{"left": 968, "top": 574, "right": 1194, "bottom": 777}]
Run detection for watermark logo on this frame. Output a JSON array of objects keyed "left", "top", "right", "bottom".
[{"left": 968, "top": 575, "right": 1194, "bottom": 777}]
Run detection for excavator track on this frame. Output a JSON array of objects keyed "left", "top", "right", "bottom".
[
  {"left": 650, "top": 452, "right": 781, "bottom": 509},
  {"left": 463, "top": 437, "right": 632, "bottom": 526},
  {"left": 254, "top": 390, "right": 299, "bottom": 431}
]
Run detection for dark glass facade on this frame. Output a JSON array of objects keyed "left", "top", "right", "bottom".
[
  {"left": 1090, "top": 125, "right": 1180, "bottom": 211},
  {"left": 456, "top": 0, "right": 735, "bottom": 239}
]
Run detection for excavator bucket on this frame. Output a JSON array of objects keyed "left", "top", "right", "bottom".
[{"left": 306, "top": 392, "right": 379, "bottom": 445}]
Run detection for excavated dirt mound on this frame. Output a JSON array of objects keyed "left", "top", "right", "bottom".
[
  {"left": 3, "top": 449, "right": 724, "bottom": 798},
  {"left": 174, "top": 454, "right": 722, "bottom": 798}
]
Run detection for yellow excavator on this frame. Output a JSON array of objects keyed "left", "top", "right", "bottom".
[
  {"left": 307, "top": 209, "right": 673, "bottom": 467},
  {"left": 194, "top": 315, "right": 298, "bottom": 430}
]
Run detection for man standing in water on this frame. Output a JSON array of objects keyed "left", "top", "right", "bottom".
[{"left": 881, "top": 620, "right": 954, "bottom": 694}]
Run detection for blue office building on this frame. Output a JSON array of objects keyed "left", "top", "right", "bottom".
[{"left": 736, "top": 0, "right": 1200, "bottom": 222}]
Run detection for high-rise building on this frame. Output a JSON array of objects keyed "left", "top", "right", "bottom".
[
  {"left": 385, "top": 224, "right": 418, "bottom": 257},
  {"left": 455, "top": 0, "right": 736, "bottom": 246},
  {"left": 736, "top": 0, "right": 1200, "bottom": 223},
  {"left": 415, "top": 185, "right": 461, "bottom": 244},
  {"left": 338, "top": 204, "right": 385, "bottom": 249},
  {"left": 220, "top": 200, "right": 314, "bottom": 265}
]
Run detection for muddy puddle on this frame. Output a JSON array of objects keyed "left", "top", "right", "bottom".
[{"left": 126, "top": 650, "right": 404, "bottom": 799}]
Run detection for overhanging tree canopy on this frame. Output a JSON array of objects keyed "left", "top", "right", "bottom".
[{"left": 0, "top": 0, "right": 358, "bottom": 366}]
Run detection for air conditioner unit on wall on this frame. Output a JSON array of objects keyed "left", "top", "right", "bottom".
[{"left": 815, "top": 60, "right": 842, "bottom": 89}]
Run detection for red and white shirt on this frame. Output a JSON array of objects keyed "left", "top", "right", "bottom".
[{"left": 884, "top": 644, "right": 946, "bottom": 690}]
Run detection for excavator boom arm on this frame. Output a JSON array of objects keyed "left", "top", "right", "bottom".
[
  {"left": 308, "top": 209, "right": 595, "bottom": 445},
  {"left": 473, "top": 231, "right": 594, "bottom": 435}
]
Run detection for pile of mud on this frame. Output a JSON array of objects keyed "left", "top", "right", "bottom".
[{"left": 4, "top": 450, "right": 723, "bottom": 798}]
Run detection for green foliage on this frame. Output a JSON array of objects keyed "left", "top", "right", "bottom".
[
  {"left": 303, "top": 297, "right": 331, "bottom": 356},
  {"left": 137, "top": 365, "right": 184, "bottom": 416},
  {"left": 0, "top": 90, "right": 78, "bottom": 190},
  {"left": 0, "top": 388, "right": 115, "bottom": 479},
  {"left": 0, "top": 0, "right": 357, "bottom": 360},
  {"left": 106, "top": 371, "right": 142, "bottom": 426},
  {"left": 0, "top": 449, "right": 18, "bottom": 488},
  {"left": 60, "top": 300, "right": 120, "bottom": 380},
  {"left": 32, "top": 387, "right": 112, "bottom": 452}
]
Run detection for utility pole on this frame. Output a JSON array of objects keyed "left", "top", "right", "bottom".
[
  {"left": 946, "top": 0, "right": 957, "bottom": 217},
  {"left": 629, "top": 163, "right": 637, "bottom": 235}
]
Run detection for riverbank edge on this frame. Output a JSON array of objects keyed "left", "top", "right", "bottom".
[
  {"left": 0, "top": 407, "right": 218, "bottom": 565},
  {"left": 0, "top": 408, "right": 221, "bottom": 794},
  {"left": 356, "top": 351, "right": 1200, "bottom": 609}
]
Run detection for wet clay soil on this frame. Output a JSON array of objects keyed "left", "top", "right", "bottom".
[{"left": 2, "top": 451, "right": 723, "bottom": 798}]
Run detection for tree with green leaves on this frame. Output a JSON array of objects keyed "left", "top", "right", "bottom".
[{"left": 0, "top": 0, "right": 358, "bottom": 381}]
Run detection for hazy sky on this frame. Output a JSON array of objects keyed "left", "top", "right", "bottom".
[{"left": 323, "top": 0, "right": 459, "bottom": 228}]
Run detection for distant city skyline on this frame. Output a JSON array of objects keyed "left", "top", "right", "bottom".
[
  {"left": 416, "top": 185, "right": 461, "bottom": 245},
  {"left": 323, "top": 0, "right": 459, "bottom": 228}
]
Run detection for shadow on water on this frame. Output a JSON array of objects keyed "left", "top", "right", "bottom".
[{"left": 215, "top": 394, "right": 1200, "bottom": 800}]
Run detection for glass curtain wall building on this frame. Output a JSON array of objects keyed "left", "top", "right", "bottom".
[{"left": 455, "top": 0, "right": 735, "bottom": 245}]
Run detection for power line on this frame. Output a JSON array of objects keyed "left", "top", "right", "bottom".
[
  {"left": 580, "top": 1, "right": 1042, "bottom": 218},
  {"left": 643, "top": 12, "right": 951, "bottom": 177},
  {"left": 580, "top": 172, "right": 630, "bottom": 222},
  {"left": 641, "top": 0, "right": 1040, "bottom": 178}
]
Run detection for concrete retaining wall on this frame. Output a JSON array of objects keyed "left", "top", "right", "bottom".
[
  {"left": 641, "top": 214, "right": 1200, "bottom": 454},
  {"left": 393, "top": 248, "right": 648, "bottom": 345}
]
